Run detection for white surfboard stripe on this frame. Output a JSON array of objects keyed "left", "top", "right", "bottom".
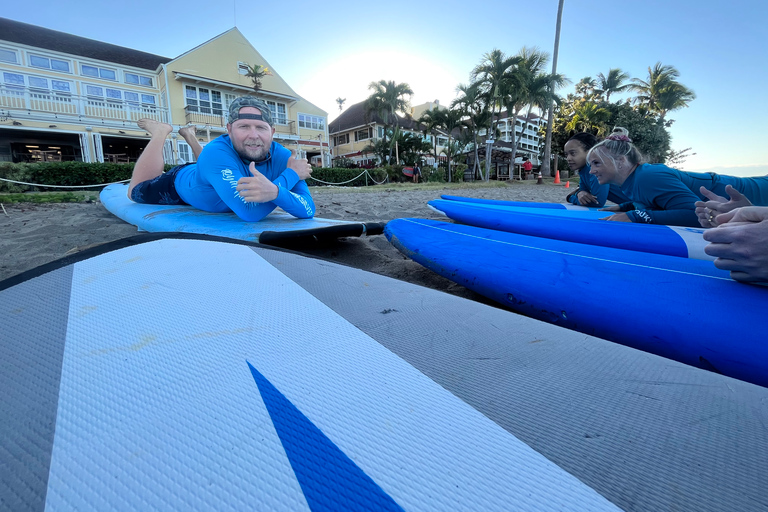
[{"left": 46, "top": 239, "right": 618, "bottom": 511}]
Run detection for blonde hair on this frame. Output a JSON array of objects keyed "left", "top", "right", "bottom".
[{"left": 586, "top": 126, "right": 644, "bottom": 170}]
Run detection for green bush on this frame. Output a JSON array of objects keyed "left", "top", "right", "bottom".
[
  {"left": 424, "top": 166, "right": 445, "bottom": 183},
  {"left": 307, "top": 167, "right": 389, "bottom": 187},
  {"left": 0, "top": 161, "right": 174, "bottom": 192}
]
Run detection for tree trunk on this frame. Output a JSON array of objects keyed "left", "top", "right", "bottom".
[
  {"left": 542, "top": 0, "right": 565, "bottom": 177},
  {"left": 484, "top": 104, "right": 496, "bottom": 181}
]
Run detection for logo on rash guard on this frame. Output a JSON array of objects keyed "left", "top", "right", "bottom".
[
  {"left": 221, "top": 168, "right": 246, "bottom": 203},
  {"left": 289, "top": 190, "right": 314, "bottom": 216},
  {"left": 633, "top": 210, "right": 652, "bottom": 223}
]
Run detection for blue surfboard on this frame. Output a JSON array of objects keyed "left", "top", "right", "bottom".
[
  {"left": 440, "top": 194, "right": 598, "bottom": 210},
  {"left": 100, "top": 182, "right": 384, "bottom": 246},
  {"left": 3, "top": 233, "right": 767, "bottom": 511},
  {"left": 429, "top": 198, "right": 711, "bottom": 260},
  {"left": 385, "top": 218, "right": 768, "bottom": 388}
]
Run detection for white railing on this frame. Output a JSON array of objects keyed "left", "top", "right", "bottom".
[{"left": 0, "top": 84, "right": 169, "bottom": 124}]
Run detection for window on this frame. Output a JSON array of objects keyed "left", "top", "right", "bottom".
[
  {"left": 81, "top": 64, "right": 116, "bottom": 80},
  {"left": 29, "top": 76, "right": 49, "bottom": 90},
  {"left": 86, "top": 84, "right": 155, "bottom": 107},
  {"left": 0, "top": 48, "right": 19, "bottom": 64},
  {"left": 298, "top": 113, "right": 325, "bottom": 130},
  {"left": 2, "top": 72, "right": 71, "bottom": 97},
  {"left": 266, "top": 101, "right": 288, "bottom": 125},
  {"left": 185, "top": 85, "right": 222, "bottom": 115},
  {"left": 334, "top": 133, "right": 349, "bottom": 146},
  {"left": 125, "top": 72, "right": 153, "bottom": 87},
  {"left": 377, "top": 126, "right": 385, "bottom": 139},
  {"left": 437, "top": 136, "right": 448, "bottom": 146},
  {"left": 178, "top": 142, "right": 195, "bottom": 163},
  {"left": 355, "top": 127, "right": 372, "bottom": 142},
  {"left": 237, "top": 62, "right": 249, "bottom": 75},
  {"left": 29, "top": 54, "right": 70, "bottom": 72}
]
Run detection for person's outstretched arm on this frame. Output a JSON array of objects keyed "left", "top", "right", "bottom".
[
  {"left": 616, "top": 172, "right": 702, "bottom": 226},
  {"left": 703, "top": 206, "right": 768, "bottom": 284}
]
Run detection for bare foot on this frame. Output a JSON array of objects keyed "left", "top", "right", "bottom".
[
  {"left": 178, "top": 124, "right": 197, "bottom": 140},
  {"left": 137, "top": 118, "right": 172, "bottom": 137}
]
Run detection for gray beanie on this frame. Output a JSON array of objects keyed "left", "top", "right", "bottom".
[{"left": 228, "top": 96, "right": 273, "bottom": 126}]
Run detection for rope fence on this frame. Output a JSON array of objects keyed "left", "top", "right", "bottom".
[{"left": 0, "top": 169, "right": 389, "bottom": 190}]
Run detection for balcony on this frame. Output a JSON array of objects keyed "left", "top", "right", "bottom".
[
  {"left": 185, "top": 106, "right": 227, "bottom": 127},
  {"left": 185, "top": 106, "right": 296, "bottom": 138},
  {"left": 0, "top": 84, "right": 168, "bottom": 126}
]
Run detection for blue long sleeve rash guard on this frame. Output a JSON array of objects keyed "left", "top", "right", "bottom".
[
  {"left": 173, "top": 135, "right": 315, "bottom": 222},
  {"left": 568, "top": 164, "right": 631, "bottom": 207},
  {"left": 618, "top": 164, "right": 768, "bottom": 226}
]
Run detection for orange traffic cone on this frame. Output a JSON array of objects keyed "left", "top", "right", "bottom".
[
  {"left": 565, "top": 180, "right": 570, "bottom": 188},
  {"left": 536, "top": 171, "right": 543, "bottom": 185},
  {"left": 554, "top": 170, "right": 561, "bottom": 184}
]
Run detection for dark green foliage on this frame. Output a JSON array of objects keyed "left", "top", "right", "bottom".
[
  {"left": 543, "top": 97, "right": 670, "bottom": 165},
  {"left": 604, "top": 102, "right": 670, "bottom": 163},
  {"left": 0, "top": 161, "right": 175, "bottom": 193},
  {"left": 306, "top": 167, "right": 389, "bottom": 187}
]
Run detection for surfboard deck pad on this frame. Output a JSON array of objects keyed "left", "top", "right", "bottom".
[{"left": 2, "top": 234, "right": 767, "bottom": 511}]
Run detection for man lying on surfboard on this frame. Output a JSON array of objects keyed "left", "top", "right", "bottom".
[{"left": 127, "top": 96, "right": 315, "bottom": 222}]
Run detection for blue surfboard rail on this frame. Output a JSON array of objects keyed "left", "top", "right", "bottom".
[
  {"left": 100, "top": 183, "right": 384, "bottom": 246},
  {"left": 440, "top": 195, "right": 599, "bottom": 211},
  {"left": 429, "top": 199, "right": 711, "bottom": 260},
  {"left": 385, "top": 218, "right": 768, "bottom": 388}
]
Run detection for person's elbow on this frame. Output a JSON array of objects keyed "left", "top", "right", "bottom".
[{"left": 236, "top": 209, "right": 270, "bottom": 222}]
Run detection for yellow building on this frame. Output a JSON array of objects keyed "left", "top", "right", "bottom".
[{"left": 0, "top": 17, "right": 328, "bottom": 166}]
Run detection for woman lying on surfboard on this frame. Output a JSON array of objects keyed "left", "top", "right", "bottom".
[
  {"left": 588, "top": 128, "right": 768, "bottom": 227},
  {"left": 564, "top": 132, "right": 631, "bottom": 207}
]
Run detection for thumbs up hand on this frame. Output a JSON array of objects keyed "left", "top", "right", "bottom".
[
  {"left": 287, "top": 150, "right": 313, "bottom": 180},
  {"left": 236, "top": 162, "right": 279, "bottom": 203}
]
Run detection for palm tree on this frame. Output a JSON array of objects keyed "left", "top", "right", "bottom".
[
  {"left": 471, "top": 49, "right": 520, "bottom": 180},
  {"left": 336, "top": 97, "right": 346, "bottom": 112},
  {"left": 417, "top": 106, "right": 444, "bottom": 167},
  {"left": 244, "top": 64, "right": 270, "bottom": 92},
  {"left": 565, "top": 101, "right": 611, "bottom": 135},
  {"left": 575, "top": 76, "right": 597, "bottom": 97},
  {"left": 630, "top": 62, "right": 696, "bottom": 124},
  {"left": 452, "top": 82, "right": 487, "bottom": 179},
  {"left": 542, "top": 0, "right": 565, "bottom": 177},
  {"left": 595, "top": 68, "right": 631, "bottom": 102},
  {"left": 364, "top": 80, "right": 414, "bottom": 161},
  {"left": 504, "top": 47, "right": 568, "bottom": 180}
]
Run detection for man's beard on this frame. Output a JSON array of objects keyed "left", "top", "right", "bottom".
[{"left": 233, "top": 139, "right": 269, "bottom": 162}]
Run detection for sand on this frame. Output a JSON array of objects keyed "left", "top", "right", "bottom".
[{"left": 0, "top": 182, "right": 570, "bottom": 303}]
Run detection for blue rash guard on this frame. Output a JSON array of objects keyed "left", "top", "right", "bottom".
[
  {"left": 568, "top": 164, "right": 631, "bottom": 207},
  {"left": 617, "top": 164, "right": 768, "bottom": 226},
  {"left": 173, "top": 135, "right": 315, "bottom": 222}
]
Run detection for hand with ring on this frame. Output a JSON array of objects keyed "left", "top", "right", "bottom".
[{"left": 695, "top": 185, "right": 753, "bottom": 228}]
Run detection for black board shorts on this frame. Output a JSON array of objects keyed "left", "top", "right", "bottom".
[{"left": 130, "top": 164, "right": 192, "bottom": 205}]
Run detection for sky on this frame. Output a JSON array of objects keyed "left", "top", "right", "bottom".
[{"left": 5, "top": 0, "right": 768, "bottom": 175}]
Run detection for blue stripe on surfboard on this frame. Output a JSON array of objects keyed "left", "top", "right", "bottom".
[
  {"left": 429, "top": 199, "right": 696, "bottom": 259},
  {"left": 247, "top": 361, "right": 404, "bottom": 512},
  {"left": 385, "top": 218, "right": 768, "bottom": 388},
  {"left": 440, "top": 195, "right": 599, "bottom": 211}
]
